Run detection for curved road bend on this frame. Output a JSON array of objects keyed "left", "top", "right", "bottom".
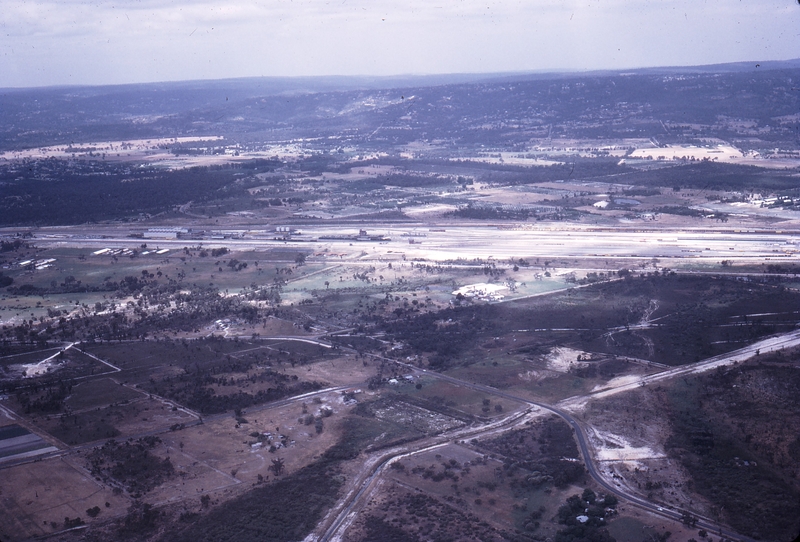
[
  {"left": 317, "top": 330, "right": 800, "bottom": 542},
  {"left": 400, "top": 368, "right": 754, "bottom": 542},
  {"left": 318, "top": 409, "right": 537, "bottom": 542},
  {"left": 7, "top": 329, "right": 793, "bottom": 539}
]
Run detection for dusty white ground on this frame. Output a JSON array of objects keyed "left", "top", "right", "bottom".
[
  {"left": 452, "top": 153, "right": 563, "bottom": 167},
  {"left": 546, "top": 347, "right": 591, "bottom": 372},
  {"left": 587, "top": 427, "right": 665, "bottom": 462},
  {"left": 0, "top": 136, "right": 329, "bottom": 169},
  {"left": 630, "top": 144, "right": 743, "bottom": 161},
  {"left": 559, "top": 329, "right": 800, "bottom": 412}
]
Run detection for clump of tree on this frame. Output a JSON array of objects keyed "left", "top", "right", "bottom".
[
  {"left": 86, "top": 436, "right": 174, "bottom": 496},
  {"left": 15, "top": 381, "right": 71, "bottom": 414},
  {"left": 145, "top": 368, "right": 323, "bottom": 415},
  {"left": 764, "top": 263, "right": 800, "bottom": 274},
  {"left": 63, "top": 516, "right": 84, "bottom": 529},
  {"left": 1, "top": 239, "right": 28, "bottom": 252},
  {"left": 664, "top": 363, "right": 800, "bottom": 541},
  {"left": 268, "top": 457, "right": 285, "bottom": 476},
  {"left": 163, "top": 450, "right": 344, "bottom": 542},
  {"left": 447, "top": 203, "right": 535, "bottom": 220},
  {"left": 0, "top": 160, "right": 277, "bottom": 226},
  {"left": 379, "top": 304, "right": 499, "bottom": 370},
  {"left": 118, "top": 501, "right": 163, "bottom": 537},
  {"left": 479, "top": 416, "right": 585, "bottom": 488},
  {"left": 554, "top": 489, "right": 618, "bottom": 542}
]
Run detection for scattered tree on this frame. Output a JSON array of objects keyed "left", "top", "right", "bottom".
[{"left": 269, "top": 457, "right": 285, "bottom": 476}]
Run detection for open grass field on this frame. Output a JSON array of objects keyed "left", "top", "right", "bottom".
[
  {"left": 34, "top": 395, "right": 196, "bottom": 446},
  {"left": 0, "top": 454, "right": 131, "bottom": 541},
  {"left": 2, "top": 234, "right": 799, "bottom": 541},
  {"left": 64, "top": 378, "right": 144, "bottom": 411},
  {"left": 395, "top": 376, "right": 527, "bottom": 418}
]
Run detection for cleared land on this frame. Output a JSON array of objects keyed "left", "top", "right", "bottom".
[{"left": 2, "top": 80, "right": 800, "bottom": 541}]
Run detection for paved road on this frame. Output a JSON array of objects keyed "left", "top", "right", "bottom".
[
  {"left": 407, "top": 357, "right": 776, "bottom": 541},
  {"left": 559, "top": 327, "right": 800, "bottom": 409},
  {"left": 7, "top": 327, "right": 795, "bottom": 540},
  {"left": 316, "top": 328, "right": 800, "bottom": 541},
  {"left": 318, "top": 409, "right": 537, "bottom": 542}
]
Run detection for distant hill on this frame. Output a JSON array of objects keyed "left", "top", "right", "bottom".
[{"left": 1, "top": 59, "right": 798, "bottom": 152}]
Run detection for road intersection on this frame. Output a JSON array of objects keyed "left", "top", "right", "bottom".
[{"left": 318, "top": 328, "right": 800, "bottom": 541}]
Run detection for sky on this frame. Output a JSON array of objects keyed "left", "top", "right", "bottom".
[{"left": 2, "top": 0, "right": 799, "bottom": 88}]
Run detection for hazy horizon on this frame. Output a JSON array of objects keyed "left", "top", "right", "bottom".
[
  {"left": 4, "top": 56, "right": 800, "bottom": 93},
  {"left": 3, "top": 0, "right": 799, "bottom": 89}
]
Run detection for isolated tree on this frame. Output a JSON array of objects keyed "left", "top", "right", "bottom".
[
  {"left": 295, "top": 253, "right": 306, "bottom": 266},
  {"left": 269, "top": 457, "right": 285, "bottom": 476}
]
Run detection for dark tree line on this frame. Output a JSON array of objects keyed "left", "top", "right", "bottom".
[{"left": 0, "top": 159, "right": 277, "bottom": 226}]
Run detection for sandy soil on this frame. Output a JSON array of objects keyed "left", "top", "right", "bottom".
[
  {"left": 452, "top": 153, "right": 563, "bottom": 167},
  {"left": 573, "top": 382, "right": 720, "bottom": 517},
  {"left": 590, "top": 374, "right": 641, "bottom": 393},
  {"left": 402, "top": 203, "right": 459, "bottom": 216},
  {"left": 630, "top": 144, "right": 743, "bottom": 161},
  {"left": 0, "top": 136, "right": 329, "bottom": 169},
  {"left": 586, "top": 427, "right": 664, "bottom": 462},
  {"left": 545, "top": 347, "right": 591, "bottom": 372}
]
